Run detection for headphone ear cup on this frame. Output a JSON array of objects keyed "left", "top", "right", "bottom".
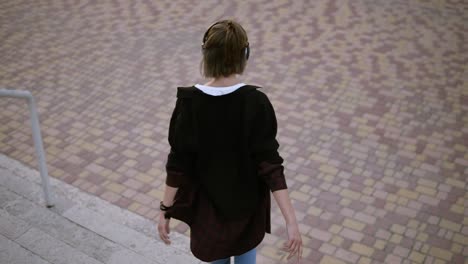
[{"left": 244, "top": 46, "right": 250, "bottom": 60}]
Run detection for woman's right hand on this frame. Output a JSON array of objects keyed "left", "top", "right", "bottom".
[
  {"left": 283, "top": 222, "right": 302, "bottom": 262},
  {"left": 157, "top": 212, "right": 171, "bottom": 245}
]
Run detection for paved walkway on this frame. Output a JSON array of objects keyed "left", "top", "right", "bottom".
[
  {"left": 0, "top": 154, "right": 202, "bottom": 264},
  {"left": 0, "top": 0, "right": 467, "bottom": 263}
]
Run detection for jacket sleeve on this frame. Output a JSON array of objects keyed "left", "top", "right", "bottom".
[
  {"left": 252, "top": 92, "right": 287, "bottom": 192},
  {"left": 165, "top": 99, "right": 189, "bottom": 187}
]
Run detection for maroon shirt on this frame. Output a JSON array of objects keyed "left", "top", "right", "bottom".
[{"left": 164, "top": 85, "right": 287, "bottom": 262}]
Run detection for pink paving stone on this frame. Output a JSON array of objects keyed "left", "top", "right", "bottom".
[
  {"left": 363, "top": 224, "right": 377, "bottom": 236},
  {"left": 135, "top": 205, "right": 150, "bottom": 216},
  {"left": 376, "top": 229, "right": 392, "bottom": 240},
  {"left": 355, "top": 212, "right": 376, "bottom": 224},
  {"left": 115, "top": 197, "right": 132, "bottom": 208},
  {"left": 121, "top": 188, "right": 137, "bottom": 199},
  {"left": 385, "top": 254, "right": 403, "bottom": 264},
  {"left": 318, "top": 243, "right": 336, "bottom": 255},
  {"left": 424, "top": 256, "right": 435, "bottom": 264},
  {"left": 340, "top": 227, "right": 364, "bottom": 242},
  {"left": 454, "top": 158, "right": 468, "bottom": 167},
  {"left": 144, "top": 209, "right": 159, "bottom": 220},
  {"left": 133, "top": 192, "right": 153, "bottom": 205},
  {"left": 335, "top": 248, "right": 360, "bottom": 263},
  {"left": 395, "top": 206, "right": 417, "bottom": 218},
  {"left": 464, "top": 247, "right": 468, "bottom": 257},
  {"left": 308, "top": 238, "right": 324, "bottom": 250},
  {"left": 63, "top": 174, "right": 78, "bottom": 184},
  {"left": 100, "top": 159, "right": 121, "bottom": 171},
  {"left": 123, "top": 178, "right": 143, "bottom": 190},
  {"left": 461, "top": 226, "right": 468, "bottom": 236},
  {"left": 428, "top": 236, "right": 452, "bottom": 250},
  {"left": 428, "top": 216, "right": 440, "bottom": 225},
  {"left": 86, "top": 173, "right": 106, "bottom": 185},
  {"left": 404, "top": 228, "right": 417, "bottom": 239},
  {"left": 361, "top": 235, "right": 375, "bottom": 247},
  {"left": 100, "top": 191, "right": 121, "bottom": 203},
  {"left": 393, "top": 245, "right": 410, "bottom": 258},
  {"left": 309, "top": 228, "right": 333, "bottom": 242},
  {"left": 420, "top": 163, "right": 440, "bottom": 173},
  {"left": 85, "top": 163, "right": 105, "bottom": 174},
  {"left": 418, "top": 195, "right": 439, "bottom": 206},
  {"left": 452, "top": 254, "right": 465, "bottom": 264},
  {"left": 340, "top": 207, "right": 355, "bottom": 218},
  {"left": 408, "top": 200, "right": 423, "bottom": 210},
  {"left": 138, "top": 184, "right": 153, "bottom": 193}
]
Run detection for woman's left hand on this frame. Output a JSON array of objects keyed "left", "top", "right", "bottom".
[{"left": 157, "top": 212, "right": 171, "bottom": 245}]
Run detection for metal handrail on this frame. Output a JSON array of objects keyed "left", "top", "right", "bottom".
[{"left": 0, "top": 89, "right": 54, "bottom": 207}]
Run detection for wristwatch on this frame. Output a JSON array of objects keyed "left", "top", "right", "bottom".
[
  {"left": 160, "top": 201, "right": 172, "bottom": 211},
  {"left": 160, "top": 201, "right": 172, "bottom": 219}
]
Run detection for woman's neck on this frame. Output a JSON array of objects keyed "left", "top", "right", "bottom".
[{"left": 204, "top": 75, "right": 241, "bottom": 87}]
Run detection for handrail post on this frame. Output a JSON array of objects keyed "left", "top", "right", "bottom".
[{"left": 0, "top": 89, "right": 54, "bottom": 207}]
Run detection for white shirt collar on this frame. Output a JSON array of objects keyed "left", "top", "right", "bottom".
[{"left": 194, "top": 83, "right": 246, "bottom": 96}]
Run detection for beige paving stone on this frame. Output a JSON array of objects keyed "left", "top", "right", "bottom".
[
  {"left": 450, "top": 243, "right": 462, "bottom": 254},
  {"left": 307, "top": 206, "right": 322, "bottom": 216},
  {"left": 259, "top": 246, "right": 283, "bottom": 261},
  {"left": 439, "top": 219, "right": 461, "bottom": 232},
  {"left": 290, "top": 190, "right": 310, "bottom": 202},
  {"left": 329, "top": 224, "right": 342, "bottom": 234},
  {"left": 309, "top": 153, "right": 328, "bottom": 163},
  {"left": 387, "top": 194, "right": 398, "bottom": 202},
  {"left": 358, "top": 257, "right": 372, "bottom": 264},
  {"left": 452, "top": 233, "right": 468, "bottom": 246},
  {"left": 340, "top": 189, "right": 361, "bottom": 200},
  {"left": 408, "top": 219, "right": 420, "bottom": 229},
  {"left": 384, "top": 202, "right": 397, "bottom": 211},
  {"left": 147, "top": 189, "right": 164, "bottom": 200},
  {"left": 390, "top": 224, "right": 406, "bottom": 235},
  {"left": 330, "top": 235, "right": 344, "bottom": 247},
  {"left": 128, "top": 202, "right": 141, "bottom": 211},
  {"left": 428, "top": 246, "right": 453, "bottom": 261},
  {"left": 319, "top": 164, "right": 339, "bottom": 176},
  {"left": 105, "top": 182, "right": 126, "bottom": 193},
  {"left": 343, "top": 218, "right": 366, "bottom": 231},
  {"left": 135, "top": 173, "right": 153, "bottom": 184},
  {"left": 433, "top": 259, "right": 447, "bottom": 264},
  {"left": 445, "top": 178, "right": 465, "bottom": 189},
  {"left": 320, "top": 255, "right": 346, "bottom": 264},
  {"left": 390, "top": 234, "right": 403, "bottom": 244},
  {"left": 409, "top": 251, "right": 426, "bottom": 263},
  {"left": 397, "top": 196, "right": 409, "bottom": 206},
  {"left": 397, "top": 189, "right": 419, "bottom": 200},
  {"left": 415, "top": 185, "right": 437, "bottom": 196},
  {"left": 350, "top": 243, "right": 374, "bottom": 257},
  {"left": 374, "top": 239, "right": 386, "bottom": 250},
  {"left": 339, "top": 198, "right": 352, "bottom": 206},
  {"left": 309, "top": 228, "right": 332, "bottom": 242}
]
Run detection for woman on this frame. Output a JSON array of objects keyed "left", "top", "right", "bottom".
[{"left": 158, "top": 19, "right": 302, "bottom": 264}]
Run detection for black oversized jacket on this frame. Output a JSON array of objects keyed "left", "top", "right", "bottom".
[{"left": 165, "top": 84, "right": 287, "bottom": 261}]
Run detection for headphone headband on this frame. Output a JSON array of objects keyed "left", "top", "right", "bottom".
[
  {"left": 202, "top": 21, "right": 221, "bottom": 47},
  {"left": 202, "top": 21, "right": 250, "bottom": 60}
]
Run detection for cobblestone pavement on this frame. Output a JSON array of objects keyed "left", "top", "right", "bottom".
[{"left": 1, "top": 0, "right": 467, "bottom": 263}]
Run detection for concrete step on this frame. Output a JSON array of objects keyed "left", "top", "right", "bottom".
[
  {"left": 16, "top": 227, "right": 104, "bottom": 264},
  {"left": 0, "top": 233, "right": 51, "bottom": 264},
  {"left": 0, "top": 186, "right": 158, "bottom": 264},
  {"left": 0, "top": 154, "right": 201, "bottom": 264}
]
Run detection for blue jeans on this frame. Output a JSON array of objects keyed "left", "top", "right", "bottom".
[{"left": 210, "top": 248, "right": 256, "bottom": 264}]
